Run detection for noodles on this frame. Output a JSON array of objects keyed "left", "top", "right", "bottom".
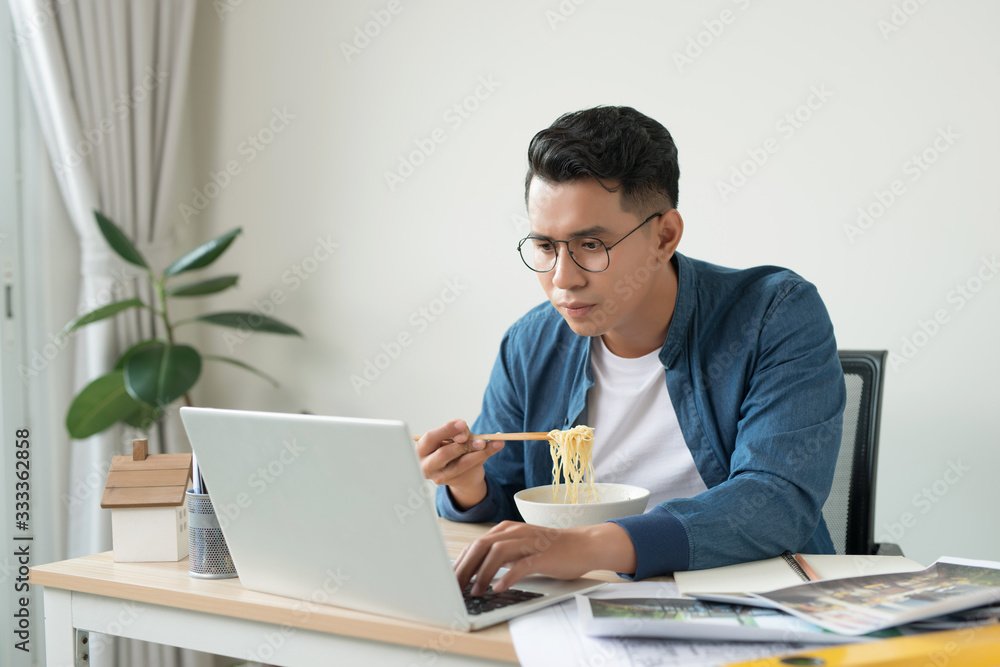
[{"left": 547, "top": 425, "right": 597, "bottom": 504}]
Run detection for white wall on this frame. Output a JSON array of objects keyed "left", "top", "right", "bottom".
[{"left": 178, "top": 0, "right": 1000, "bottom": 566}]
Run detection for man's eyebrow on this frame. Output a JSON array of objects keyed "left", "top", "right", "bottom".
[
  {"left": 529, "top": 225, "right": 613, "bottom": 239},
  {"left": 571, "top": 225, "right": 613, "bottom": 237}
]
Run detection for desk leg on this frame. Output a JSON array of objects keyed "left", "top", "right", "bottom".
[{"left": 42, "top": 588, "right": 76, "bottom": 667}]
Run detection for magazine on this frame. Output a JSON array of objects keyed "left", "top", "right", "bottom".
[
  {"left": 575, "top": 583, "right": 907, "bottom": 644},
  {"left": 748, "top": 557, "right": 1000, "bottom": 635}
]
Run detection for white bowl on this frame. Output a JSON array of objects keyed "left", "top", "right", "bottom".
[{"left": 514, "top": 483, "right": 650, "bottom": 529}]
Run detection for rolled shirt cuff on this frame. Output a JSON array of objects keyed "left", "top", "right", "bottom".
[
  {"left": 608, "top": 506, "right": 690, "bottom": 579},
  {"left": 435, "top": 477, "right": 501, "bottom": 523}
]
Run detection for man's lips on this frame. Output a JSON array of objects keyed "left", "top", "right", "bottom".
[{"left": 559, "top": 302, "right": 595, "bottom": 317}]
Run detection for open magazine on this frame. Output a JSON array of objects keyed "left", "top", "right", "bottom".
[
  {"left": 744, "top": 557, "right": 1000, "bottom": 635},
  {"left": 575, "top": 585, "right": 903, "bottom": 644},
  {"left": 579, "top": 559, "right": 1000, "bottom": 643}
]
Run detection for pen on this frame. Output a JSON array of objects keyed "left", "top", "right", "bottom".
[{"left": 192, "top": 454, "right": 203, "bottom": 494}]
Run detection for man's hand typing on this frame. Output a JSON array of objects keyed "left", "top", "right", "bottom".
[{"left": 453, "top": 520, "right": 638, "bottom": 595}]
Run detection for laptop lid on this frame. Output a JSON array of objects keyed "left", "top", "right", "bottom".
[
  {"left": 179, "top": 407, "right": 604, "bottom": 630},
  {"left": 180, "top": 406, "right": 469, "bottom": 627}
]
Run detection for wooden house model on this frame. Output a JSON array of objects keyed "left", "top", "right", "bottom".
[{"left": 100, "top": 438, "right": 192, "bottom": 562}]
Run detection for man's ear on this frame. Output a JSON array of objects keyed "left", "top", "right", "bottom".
[{"left": 655, "top": 209, "right": 683, "bottom": 259}]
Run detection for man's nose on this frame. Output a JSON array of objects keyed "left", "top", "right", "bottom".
[{"left": 551, "top": 243, "right": 586, "bottom": 289}]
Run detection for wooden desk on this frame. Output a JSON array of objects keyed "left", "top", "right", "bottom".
[{"left": 30, "top": 519, "right": 621, "bottom": 667}]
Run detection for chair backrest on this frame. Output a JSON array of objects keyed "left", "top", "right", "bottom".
[{"left": 822, "top": 350, "right": 887, "bottom": 555}]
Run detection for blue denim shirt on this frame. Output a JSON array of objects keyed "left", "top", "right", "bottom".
[{"left": 437, "top": 252, "right": 846, "bottom": 578}]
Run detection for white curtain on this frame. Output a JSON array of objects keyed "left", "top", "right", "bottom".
[{"left": 8, "top": 1, "right": 209, "bottom": 666}]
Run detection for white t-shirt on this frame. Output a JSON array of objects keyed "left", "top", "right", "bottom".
[{"left": 588, "top": 336, "right": 708, "bottom": 510}]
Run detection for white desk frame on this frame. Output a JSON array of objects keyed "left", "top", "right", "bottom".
[{"left": 43, "top": 587, "right": 509, "bottom": 667}]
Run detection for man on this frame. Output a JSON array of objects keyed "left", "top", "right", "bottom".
[{"left": 417, "top": 106, "right": 845, "bottom": 596}]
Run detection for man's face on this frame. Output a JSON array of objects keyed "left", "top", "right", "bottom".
[{"left": 526, "top": 177, "right": 672, "bottom": 344}]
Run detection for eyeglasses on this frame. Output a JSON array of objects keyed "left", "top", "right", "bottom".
[{"left": 517, "top": 212, "right": 664, "bottom": 273}]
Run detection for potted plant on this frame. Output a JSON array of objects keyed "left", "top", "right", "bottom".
[{"left": 63, "top": 211, "right": 302, "bottom": 439}]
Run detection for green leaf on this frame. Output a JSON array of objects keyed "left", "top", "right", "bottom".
[
  {"left": 95, "top": 210, "right": 148, "bottom": 269},
  {"left": 63, "top": 298, "right": 145, "bottom": 335},
  {"left": 164, "top": 228, "right": 242, "bottom": 277},
  {"left": 164, "top": 274, "right": 239, "bottom": 297},
  {"left": 203, "top": 354, "right": 280, "bottom": 387},
  {"left": 122, "top": 402, "right": 162, "bottom": 431},
  {"left": 114, "top": 340, "right": 164, "bottom": 370},
  {"left": 123, "top": 342, "right": 202, "bottom": 407},
  {"left": 193, "top": 311, "right": 303, "bottom": 336},
  {"left": 66, "top": 372, "right": 149, "bottom": 439}
]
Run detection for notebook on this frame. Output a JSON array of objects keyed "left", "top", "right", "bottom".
[{"left": 178, "top": 406, "right": 605, "bottom": 630}]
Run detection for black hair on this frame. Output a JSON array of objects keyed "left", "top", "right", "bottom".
[{"left": 524, "top": 106, "right": 679, "bottom": 215}]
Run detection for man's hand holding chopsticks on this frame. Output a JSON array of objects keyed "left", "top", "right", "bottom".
[{"left": 416, "top": 419, "right": 504, "bottom": 510}]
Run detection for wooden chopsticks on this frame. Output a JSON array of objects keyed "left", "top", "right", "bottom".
[{"left": 412, "top": 432, "right": 550, "bottom": 442}]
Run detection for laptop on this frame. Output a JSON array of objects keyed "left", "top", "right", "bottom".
[{"left": 179, "top": 406, "right": 605, "bottom": 630}]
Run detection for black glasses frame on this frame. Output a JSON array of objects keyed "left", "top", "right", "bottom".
[{"left": 516, "top": 211, "right": 665, "bottom": 273}]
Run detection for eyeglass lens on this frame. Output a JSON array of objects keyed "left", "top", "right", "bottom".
[{"left": 519, "top": 238, "right": 608, "bottom": 272}]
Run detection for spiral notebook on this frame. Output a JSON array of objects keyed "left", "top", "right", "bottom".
[{"left": 778, "top": 550, "right": 814, "bottom": 581}]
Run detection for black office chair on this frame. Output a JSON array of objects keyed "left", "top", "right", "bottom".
[{"left": 821, "top": 350, "right": 902, "bottom": 556}]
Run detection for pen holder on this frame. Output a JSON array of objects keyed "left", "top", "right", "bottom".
[{"left": 187, "top": 490, "right": 238, "bottom": 579}]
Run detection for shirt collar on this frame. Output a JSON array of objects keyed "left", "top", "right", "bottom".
[{"left": 658, "top": 251, "right": 693, "bottom": 370}]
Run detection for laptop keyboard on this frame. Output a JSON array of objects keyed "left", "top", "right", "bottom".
[{"left": 462, "top": 583, "right": 544, "bottom": 616}]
